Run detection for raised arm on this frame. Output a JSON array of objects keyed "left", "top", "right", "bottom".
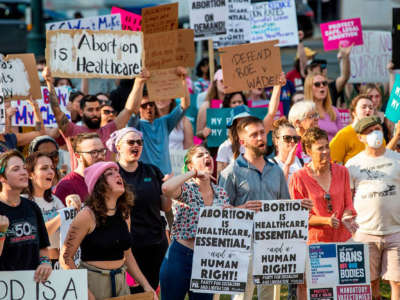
[
  {"left": 43, "top": 67, "right": 70, "bottom": 132},
  {"left": 177, "top": 67, "right": 190, "bottom": 111},
  {"left": 335, "top": 43, "right": 353, "bottom": 94},
  {"left": 297, "top": 31, "right": 307, "bottom": 78},
  {"left": 263, "top": 72, "right": 285, "bottom": 133},
  {"left": 114, "top": 69, "right": 150, "bottom": 129},
  {"left": 161, "top": 171, "right": 195, "bottom": 199}
]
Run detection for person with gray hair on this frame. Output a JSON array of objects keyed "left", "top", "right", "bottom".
[{"left": 288, "top": 100, "right": 320, "bottom": 163}]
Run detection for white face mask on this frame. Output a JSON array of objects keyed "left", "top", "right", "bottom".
[
  {"left": 38, "top": 71, "right": 44, "bottom": 82},
  {"left": 366, "top": 130, "right": 383, "bottom": 149}
]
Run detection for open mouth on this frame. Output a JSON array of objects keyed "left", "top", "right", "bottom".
[
  {"left": 45, "top": 177, "right": 53, "bottom": 182},
  {"left": 205, "top": 160, "right": 212, "bottom": 167},
  {"left": 116, "top": 179, "right": 123, "bottom": 186}
]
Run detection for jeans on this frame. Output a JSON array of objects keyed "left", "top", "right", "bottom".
[{"left": 160, "top": 240, "right": 214, "bottom": 300}]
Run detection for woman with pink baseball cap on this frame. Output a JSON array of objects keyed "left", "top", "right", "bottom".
[{"left": 60, "top": 161, "right": 157, "bottom": 300}]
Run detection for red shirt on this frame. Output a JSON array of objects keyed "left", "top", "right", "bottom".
[
  {"left": 53, "top": 172, "right": 88, "bottom": 205},
  {"left": 289, "top": 163, "right": 356, "bottom": 244},
  {"left": 286, "top": 69, "right": 303, "bottom": 91}
]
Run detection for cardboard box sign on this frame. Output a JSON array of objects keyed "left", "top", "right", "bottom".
[
  {"left": 105, "top": 291, "right": 153, "bottom": 300},
  {"left": 146, "top": 68, "right": 185, "bottom": 101},
  {"left": 141, "top": 2, "right": 178, "bottom": 34},
  {"left": 219, "top": 40, "right": 282, "bottom": 93},
  {"left": 0, "top": 53, "right": 42, "bottom": 100}
]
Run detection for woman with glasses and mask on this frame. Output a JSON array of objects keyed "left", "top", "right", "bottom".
[
  {"left": 106, "top": 127, "right": 171, "bottom": 295},
  {"left": 304, "top": 74, "right": 343, "bottom": 141},
  {"left": 271, "top": 118, "right": 303, "bottom": 180},
  {"left": 289, "top": 127, "right": 357, "bottom": 298}
]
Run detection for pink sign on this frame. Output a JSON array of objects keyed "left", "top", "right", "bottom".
[
  {"left": 111, "top": 7, "right": 141, "bottom": 31},
  {"left": 320, "top": 18, "right": 363, "bottom": 51}
]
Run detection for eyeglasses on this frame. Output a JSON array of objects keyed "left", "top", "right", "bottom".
[
  {"left": 140, "top": 102, "right": 155, "bottom": 109},
  {"left": 126, "top": 139, "right": 143, "bottom": 146},
  {"left": 282, "top": 135, "right": 300, "bottom": 143},
  {"left": 102, "top": 109, "right": 115, "bottom": 115},
  {"left": 78, "top": 148, "right": 107, "bottom": 157},
  {"left": 307, "top": 112, "right": 320, "bottom": 120},
  {"left": 313, "top": 81, "right": 328, "bottom": 88},
  {"left": 324, "top": 193, "right": 333, "bottom": 213}
]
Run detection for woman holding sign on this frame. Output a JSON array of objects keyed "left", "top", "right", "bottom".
[
  {"left": 289, "top": 127, "right": 358, "bottom": 299},
  {"left": 160, "top": 145, "right": 229, "bottom": 300},
  {"left": 60, "top": 161, "right": 157, "bottom": 300},
  {"left": 23, "top": 152, "right": 81, "bottom": 267}
]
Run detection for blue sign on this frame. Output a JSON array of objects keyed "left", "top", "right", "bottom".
[{"left": 385, "top": 73, "right": 400, "bottom": 123}]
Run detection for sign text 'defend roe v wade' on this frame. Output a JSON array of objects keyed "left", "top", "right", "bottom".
[{"left": 46, "top": 30, "right": 143, "bottom": 78}]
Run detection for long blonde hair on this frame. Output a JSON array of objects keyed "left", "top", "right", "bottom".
[{"left": 304, "top": 74, "right": 336, "bottom": 121}]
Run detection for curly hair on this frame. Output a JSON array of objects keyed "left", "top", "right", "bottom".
[
  {"left": 25, "top": 152, "right": 55, "bottom": 203},
  {"left": 301, "top": 127, "right": 329, "bottom": 153},
  {"left": 85, "top": 174, "right": 134, "bottom": 225}
]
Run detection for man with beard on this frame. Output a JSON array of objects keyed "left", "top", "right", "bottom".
[
  {"left": 42, "top": 67, "right": 147, "bottom": 160},
  {"left": 54, "top": 132, "right": 106, "bottom": 205},
  {"left": 218, "top": 116, "right": 290, "bottom": 300}
]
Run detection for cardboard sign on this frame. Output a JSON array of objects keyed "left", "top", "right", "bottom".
[
  {"left": 0, "top": 53, "right": 41, "bottom": 100},
  {"left": 253, "top": 200, "right": 308, "bottom": 285},
  {"left": 348, "top": 30, "right": 391, "bottom": 83},
  {"left": 385, "top": 73, "right": 400, "bottom": 123},
  {"left": 0, "top": 270, "right": 88, "bottom": 299},
  {"left": 250, "top": 0, "right": 299, "bottom": 47},
  {"left": 219, "top": 40, "right": 282, "bottom": 93},
  {"left": 189, "top": 0, "right": 228, "bottom": 41},
  {"left": 206, "top": 107, "right": 268, "bottom": 147},
  {"left": 141, "top": 2, "right": 178, "bottom": 34},
  {"left": 46, "top": 14, "right": 121, "bottom": 31},
  {"left": 111, "top": 7, "right": 142, "bottom": 31},
  {"left": 320, "top": 18, "right": 363, "bottom": 51},
  {"left": 190, "top": 207, "right": 254, "bottom": 294},
  {"left": 12, "top": 86, "right": 71, "bottom": 127},
  {"left": 105, "top": 292, "right": 153, "bottom": 300},
  {"left": 306, "top": 243, "right": 371, "bottom": 300},
  {"left": 46, "top": 29, "right": 143, "bottom": 79},
  {"left": 146, "top": 68, "right": 185, "bottom": 101},
  {"left": 144, "top": 29, "right": 195, "bottom": 70},
  {"left": 214, "top": 0, "right": 251, "bottom": 48}
]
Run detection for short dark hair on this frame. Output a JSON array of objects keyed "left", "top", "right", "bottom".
[
  {"left": 54, "top": 78, "right": 73, "bottom": 88},
  {"left": 196, "top": 57, "right": 209, "bottom": 77},
  {"left": 222, "top": 92, "right": 248, "bottom": 108},
  {"left": 236, "top": 116, "right": 263, "bottom": 136},
  {"left": 72, "top": 132, "right": 101, "bottom": 152},
  {"left": 301, "top": 127, "right": 328, "bottom": 152},
  {"left": 70, "top": 91, "right": 84, "bottom": 103},
  {"left": 80, "top": 95, "right": 100, "bottom": 110}
]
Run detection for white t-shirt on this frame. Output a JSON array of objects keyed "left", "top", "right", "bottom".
[
  {"left": 216, "top": 139, "right": 245, "bottom": 164},
  {"left": 346, "top": 150, "right": 400, "bottom": 235},
  {"left": 169, "top": 119, "right": 184, "bottom": 150},
  {"left": 22, "top": 194, "right": 65, "bottom": 248},
  {"left": 272, "top": 156, "right": 303, "bottom": 181}
]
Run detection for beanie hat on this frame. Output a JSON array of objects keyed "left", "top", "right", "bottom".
[
  {"left": 106, "top": 127, "right": 143, "bottom": 153},
  {"left": 84, "top": 161, "right": 119, "bottom": 194}
]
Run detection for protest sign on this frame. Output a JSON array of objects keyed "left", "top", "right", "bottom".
[
  {"left": 59, "top": 206, "right": 81, "bottom": 266},
  {"left": 214, "top": 0, "right": 251, "bottom": 48},
  {"left": 46, "top": 29, "right": 143, "bottom": 78},
  {"left": 190, "top": 207, "right": 254, "bottom": 294},
  {"left": 11, "top": 86, "right": 71, "bottom": 127},
  {"left": 105, "top": 292, "right": 153, "bottom": 300},
  {"left": 170, "top": 149, "right": 187, "bottom": 175},
  {"left": 250, "top": 0, "right": 299, "bottom": 47},
  {"left": 189, "top": 0, "right": 228, "bottom": 41},
  {"left": 348, "top": 31, "right": 391, "bottom": 83},
  {"left": 253, "top": 200, "right": 308, "bottom": 285},
  {"left": 146, "top": 68, "right": 185, "bottom": 101},
  {"left": 219, "top": 40, "right": 282, "bottom": 93},
  {"left": 306, "top": 243, "right": 371, "bottom": 300},
  {"left": 46, "top": 14, "right": 121, "bottom": 31},
  {"left": 144, "top": 29, "right": 195, "bottom": 70},
  {"left": 206, "top": 107, "right": 268, "bottom": 147},
  {"left": 141, "top": 2, "right": 178, "bottom": 34},
  {"left": 0, "top": 269, "right": 87, "bottom": 299},
  {"left": 320, "top": 18, "right": 363, "bottom": 52},
  {"left": 111, "top": 7, "right": 142, "bottom": 31},
  {"left": 0, "top": 53, "right": 41, "bottom": 100},
  {"left": 385, "top": 73, "right": 400, "bottom": 123}
]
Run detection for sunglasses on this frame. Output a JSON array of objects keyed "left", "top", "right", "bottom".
[
  {"left": 282, "top": 135, "right": 300, "bottom": 143},
  {"left": 307, "top": 112, "right": 320, "bottom": 120},
  {"left": 140, "top": 102, "right": 155, "bottom": 109},
  {"left": 126, "top": 139, "right": 143, "bottom": 146},
  {"left": 324, "top": 193, "right": 333, "bottom": 213},
  {"left": 313, "top": 81, "right": 328, "bottom": 88},
  {"left": 102, "top": 109, "right": 115, "bottom": 115}
]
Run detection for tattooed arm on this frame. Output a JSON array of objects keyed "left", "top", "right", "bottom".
[
  {"left": 60, "top": 208, "right": 94, "bottom": 269},
  {"left": 42, "top": 67, "right": 70, "bottom": 132}
]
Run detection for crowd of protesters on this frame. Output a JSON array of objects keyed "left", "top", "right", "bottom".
[{"left": 0, "top": 28, "right": 400, "bottom": 300}]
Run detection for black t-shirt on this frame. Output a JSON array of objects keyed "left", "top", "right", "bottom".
[
  {"left": 119, "top": 162, "right": 165, "bottom": 246},
  {"left": 0, "top": 197, "right": 50, "bottom": 271},
  {"left": 329, "top": 80, "right": 344, "bottom": 107}
]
